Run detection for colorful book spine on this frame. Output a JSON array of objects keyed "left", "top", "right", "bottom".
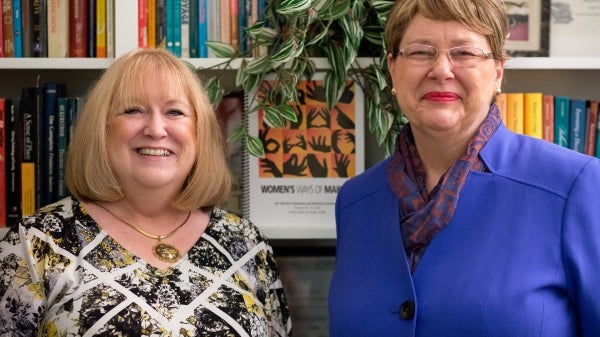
[
  {"left": 42, "top": 83, "right": 66, "bottom": 206},
  {"left": 172, "top": 0, "right": 181, "bottom": 56},
  {"left": 5, "top": 98, "right": 21, "bottom": 226},
  {"left": 138, "top": 0, "right": 148, "bottom": 48},
  {"left": 0, "top": 98, "right": 5, "bottom": 227},
  {"left": 219, "top": 0, "right": 230, "bottom": 44},
  {"left": 188, "top": 0, "right": 197, "bottom": 57},
  {"left": 12, "top": 0, "right": 22, "bottom": 57},
  {"left": 229, "top": 0, "right": 238, "bottom": 49},
  {"left": 155, "top": 0, "right": 166, "bottom": 48},
  {"left": 524, "top": 92, "right": 543, "bottom": 139},
  {"left": 206, "top": 0, "right": 219, "bottom": 56},
  {"left": 19, "top": 87, "right": 38, "bottom": 216},
  {"left": 32, "top": 0, "right": 48, "bottom": 57},
  {"left": 542, "top": 94, "right": 554, "bottom": 143},
  {"left": 506, "top": 92, "right": 524, "bottom": 134},
  {"left": 48, "top": 0, "right": 69, "bottom": 57},
  {"left": 105, "top": 0, "right": 113, "bottom": 57},
  {"left": 585, "top": 100, "right": 598, "bottom": 157},
  {"left": 95, "top": 0, "right": 106, "bottom": 57},
  {"left": 2, "top": 0, "right": 14, "bottom": 57},
  {"left": 180, "top": 0, "right": 189, "bottom": 57},
  {"left": 66, "top": 97, "right": 81, "bottom": 152},
  {"left": 165, "top": 0, "right": 173, "bottom": 52},
  {"left": 56, "top": 97, "right": 67, "bottom": 200},
  {"left": 69, "top": 0, "right": 88, "bottom": 57},
  {"left": 569, "top": 98, "right": 587, "bottom": 154},
  {"left": 198, "top": 0, "right": 207, "bottom": 57},
  {"left": 553, "top": 96, "right": 570, "bottom": 148},
  {"left": 0, "top": 0, "right": 3, "bottom": 57},
  {"left": 147, "top": 0, "right": 156, "bottom": 48},
  {"left": 20, "top": 0, "right": 31, "bottom": 57}
]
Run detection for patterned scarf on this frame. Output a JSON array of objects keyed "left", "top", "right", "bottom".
[{"left": 387, "top": 105, "right": 501, "bottom": 272}]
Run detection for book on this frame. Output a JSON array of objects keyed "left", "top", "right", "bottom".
[
  {"left": 0, "top": 98, "right": 5, "bottom": 227},
  {"left": 229, "top": 0, "right": 238, "bottom": 49},
  {"left": 19, "top": 87, "right": 41, "bottom": 216},
  {"left": 69, "top": 0, "right": 88, "bottom": 57},
  {"left": 180, "top": 0, "right": 189, "bottom": 57},
  {"left": 165, "top": 0, "right": 173, "bottom": 52},
  {"left": 5, "top": 98, "right": 21, "bottom": 226},
  {"left": 523, "top": 92, "right": 543, "bottom": 139},
  {"left": 585, "top": 100, "right": 598, "bottom": 157},
  {"left": 105, "top": 0, "right": 113, "bottom": 57},
  {"left": 206, "top": 0, "right": 218, "bottom": 57},
  {"left": 95, "top": 0, "right": 106, "bottom": 57},
  {"left": 542, "top": 94, "right": 554, "bottom": 143},
  {"left": 237, "top": 0, "right": 246, "bottom": 53},
  {"left": 155, "top": 0, "right": 166, "bottom": 48},
  {"left": 31, "top": 0, "right": 48, "bottom": 57},
  {"left": 2, "top": 0, "right": 14, "bottom": 57},
  {"left": 0, "top": 0, "right": 3, "bottom": 57},
  {"left": 47, "top": 0, "right": 68, "bottom": 57},
  {"left": 20, "top": 0, "right": 31, "bottom": 57},
  {"left": 188, "top": 0, "right": 197, "bottom": 57},
  {"left": 198, "top": 0, "right": 207, "bottom": 57},
  {"left": 87, "top": 0, "right": 96, "bottom": 57},
  {"left": 12, "top": 0, "right": 22, "bottom": 57},
  {"left": 506, "top": 92, "right": 524, "bottom": 134},
  {"left": 56, "top": 96, "right": 67, "bottom": 199},
  {"left": 172, "top": 0, "right": 181, "bottom": 56},
  {"left": 219, "top": 0, "right": 230, "bottom": 45},
  {"left": 569, "top": 98, "right": 587, "bottom": 154},
  {"left": 554, "top": 96, "right": 570, "bottom": 148},
  {"left": 138, "top": 0, "right": 147, "bottom": 48},
  {"left": 66, "top": 96, "right": 81, "bottom": 153},
  {"left": 244, "top": 74, "right": 365, "bottom": 238},
  {"left": 147, "top": 0, "right": 156, "bottom": 48},
  {"left": 41, "top": 83, "right": 66, "bottom": 206}
]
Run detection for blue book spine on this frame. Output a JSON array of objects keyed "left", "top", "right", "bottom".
[
  {"left": 553, "top": 96, "right": 570, "bottom": 148},
  {"left": 165, "top": 0, "right": 174, "bottom": 53},
  {"left": 198, "top": 0, "right": 208, "bottom": 57},
  {"left": 569, "top": 99, "right": 587, "bottom": 154},
  {"left": 13, "top": 0, "right": 23, "bottom": 57},
  {"left": 172, "top": 0, "right": 181, "bottom": 57},
  {"left": 56, "top": 97, "right": 68, "bottom": 200},
  {"left": 42, "top": 83, "right": 67, "bottom": 205}
]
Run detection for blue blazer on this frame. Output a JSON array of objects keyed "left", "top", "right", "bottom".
[{"left": 329, "top": 124, "right": 600, "bottom": 336}]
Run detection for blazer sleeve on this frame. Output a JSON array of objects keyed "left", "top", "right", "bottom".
[{"left": 561, "top": 157, "right": 600, "bottom": 336}]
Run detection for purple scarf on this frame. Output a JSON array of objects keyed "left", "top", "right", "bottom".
[{"left": 387, "top": 105, "right": 502, "bottom": 272}]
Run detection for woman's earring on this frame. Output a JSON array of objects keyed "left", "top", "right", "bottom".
[
  {"left": 391, "top": 88, "right": 397, "bottom": 95},
  {"left": 496, "top": 87, "right": 502, "bottom": 94}
]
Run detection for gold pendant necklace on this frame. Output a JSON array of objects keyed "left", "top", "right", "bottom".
[{"left": 94, "top": 203, "right": 191, "bottom": 263}]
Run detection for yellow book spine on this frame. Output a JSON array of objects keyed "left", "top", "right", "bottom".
[
  {"left": 96, "top": 0, "right": 107, "bottom": 58},
  {"left": 148, "top": 0, "right": 156, "bottom": 48},
  {"left": 524, "top": 92, "right": 543, "bottom": 139},
  {"left": 506, "top": 93, "right": 524, "bottom": 134},
  {"left": 21, "top": 163, "right": 35, "bottom": 217}
]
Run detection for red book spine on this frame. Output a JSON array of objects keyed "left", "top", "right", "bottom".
[{"left": 69, "top": 0, "right": 88, "bottom": 57}]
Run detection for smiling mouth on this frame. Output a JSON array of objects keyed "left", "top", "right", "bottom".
[{"left": 137, "top": 148, "right": 172, "bottom": 156}]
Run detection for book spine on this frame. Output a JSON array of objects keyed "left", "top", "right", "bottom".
[
  {"left": 147, "top": 0, "right": 155, "bottom": 48},
  {"left": 229, "top": 0, "right": 237, "bottom": 49},
  {"left": 0, "top": 98, "right": 5, "bottom": 227},
  {"left": 95, "top": 0, "right": 106, "bottom": 57},
  {"left": 56, "top": 97, "right": 67, "bottom": 200},
  {"left": 172, "top": 0, "right": 181, "bottom": 56},
  {"left": 553, "top": 96, "right": 570, "bottom": 148},
  {"left": 2, "top": 0, "right": 14, "bottom": 57},
  {"left": 569, "top": 99, "right": 587, "bottom": 153},
  {"left": 105, "top": 0, "right": 113, "bottom": 57},
  {"left": 585, "top": 100, "right": 598, "bottom": 157},
  {"left": 66, "top": 97, "right": 80, "bottom": 156},
  {"left": 188, "top": 0, "right": 197, "bottom": 57},
  {"left": 5, "top": 98, "right": 21, "bottom": 226},
  {"left": 542, "top": 94, "right": 554, "bottom": 143},
  {"left": 198, "top": 0, "right": 207, "bottom": 57},
  {"left": 506, "top": 93, "right": 524, "bottom": 134},
  {"left": 31, "top": 0, "right": 48, "bottom": 57},
  {"left": 180, "top": 0, "right": 189, "bottom": 57},
  {"left": 20, "top": 0, "right": 31, "bottom": 57},
  {"left": 524, "top": 92, "right": 543, "bottom": 139},
  {"left": 206, "top": 0, "right": 219, "bottom": 57},
  {"left": 237, "top": 0, "right": 246, "bottom": 54},
  {"left": 165, "top": 0, "right": 173, "bottom": 52},
  {"left": 219, "top": 0, "right": 230, "bottom": 44},
  {"left": 19, "top": 88, "right": 37, "bottom": 216},
  {"left": 42, "top": 83, "right": 66, "bottom": 206},
  {"left": 155, "top": 0, "right": 165, "bottom": 48},
  {"left": 48, "top": 0, "right": 68, "bottom": 58},
  {"left": 0, "top": 0, "right": 3, "bottom": 57},
  {"left": 33, "top": 86, "right": 43, "bottom": 209},
  {"left": 69, "top": 0, "right": 88, "bottom": 57},
  {"left": 12, "top": 0, "right": 21, "bottom": 57},
  {"left": 138, "top": 0, "right": 147, "bottom": 48},
  {"left": 87, "top": 0, "right": 96, "bottom": 57}
]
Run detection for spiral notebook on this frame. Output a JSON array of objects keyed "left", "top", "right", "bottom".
[{"left": 235, "top": 73, "right": 365, "bottom": 239}]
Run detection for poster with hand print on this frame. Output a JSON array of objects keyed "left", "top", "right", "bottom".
[{"left": 245, "top": 73, "right": 364, "bottom": 239}]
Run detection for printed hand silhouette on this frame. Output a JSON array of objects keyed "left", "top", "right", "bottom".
[
  {"left": 283, "top": 154, "right": 308, "bottom": 176},
  {"left": 308, "top": 135, "right": 331, "bottom": 153},
  {"left": 335, "top": 106, "right": 355, "bottom": 129},
  {"left": 260, "top": 158, "right": 282, "bottom": 177},
  {"left": 334, "top": 154, "right": 350, "bottom": 177},
  {"left": 307, "top": 154, "right": 328, "bottom": 177}
]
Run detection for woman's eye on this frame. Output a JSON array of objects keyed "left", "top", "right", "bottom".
[
  {"left": 167, "top": 109, "right": 184, "bottom": 116},
  {"left": 123, "top": 108, "right": 143, "bottom": 114}
]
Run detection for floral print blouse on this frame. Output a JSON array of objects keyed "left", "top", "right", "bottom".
[{"left": 0, "top": 197, "right": 292, "bottom": 336}]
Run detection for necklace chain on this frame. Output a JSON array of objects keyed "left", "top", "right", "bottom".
[{"left": 94, "top": 203, "right": 191, "bottom": 241}]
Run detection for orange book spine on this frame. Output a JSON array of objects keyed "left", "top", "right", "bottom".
[
  {"left": 96, "top": 0, "right": 106, "bottom": 57},
  {"left": 524, "top": 92, "right": 543, "bottom": 139},
  {"left": 542, "top": 94, "right": 554, "bottom": 143},
  {"left": 506, "top": 93, "right": 524, "bottom": 134},
  {"left": 147, "top": 0, "right": 156, "bottom": 48}
]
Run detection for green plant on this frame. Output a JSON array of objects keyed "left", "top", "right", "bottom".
[{"left": 200, "top": 0, "right": 405, "bottom": 157}]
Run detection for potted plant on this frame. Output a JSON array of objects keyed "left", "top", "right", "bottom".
[{"left": 200, "top": 0, "right": 404, "bottom": 157}]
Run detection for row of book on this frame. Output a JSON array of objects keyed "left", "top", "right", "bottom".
[
  {"left": 0, "top": 84, "right": 81, "bottom": 227},
  {"left": 1, "top": 0, "right": 114, "bottom": 58},
  {"left": 496, "top": 92, "right": 600, "bottom": 157},
  {"left": 137, "top": 0, "right": 267, "bottom": 58}
]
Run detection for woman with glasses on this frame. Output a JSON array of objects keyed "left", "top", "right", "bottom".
[{"left": 329, "top": 0, "right": 600, "bottom": 336}]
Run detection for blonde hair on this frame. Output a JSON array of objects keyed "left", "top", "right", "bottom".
[
  {"left": 385, "top": 0, "right": 509, "bottom": 61},
  {"left": 66, "top": 48, "right": 231, "bottom": 211}
]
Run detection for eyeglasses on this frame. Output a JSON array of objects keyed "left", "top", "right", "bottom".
[{"left": 395, "top": 44, "right": 495, "bottom": 68}]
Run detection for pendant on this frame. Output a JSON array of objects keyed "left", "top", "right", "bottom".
[{"left": 153, "top": 242, "right": 181, "bottom": 263}]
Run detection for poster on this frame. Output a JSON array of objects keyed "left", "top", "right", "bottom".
[
  {"left": 550, "top": 0, "right": 600, "bottom": 56},
  {"left": 245, "top": 73, "right": 364, "bottom": 239}
]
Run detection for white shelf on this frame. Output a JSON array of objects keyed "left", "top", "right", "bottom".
[{"left": 506, "top": 57, "right": 600, "bottom": 70}]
